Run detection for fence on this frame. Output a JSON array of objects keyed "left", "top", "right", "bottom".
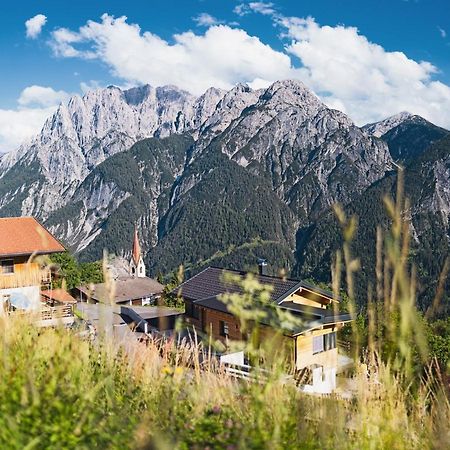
[{"left": 39, "top": 304, "right": 74, "bottom": 321}]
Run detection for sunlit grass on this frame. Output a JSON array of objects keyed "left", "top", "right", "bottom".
[{"left": 0, "top": 171, "right": 449, "bottom": 449}]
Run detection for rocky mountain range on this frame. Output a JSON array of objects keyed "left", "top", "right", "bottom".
[{"left": 1, "top": 79, "right": 449, "bottom": 312}]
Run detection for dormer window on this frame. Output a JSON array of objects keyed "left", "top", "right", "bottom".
[{"left": 1, "top": 259, "right": 14, "bottom": 275}]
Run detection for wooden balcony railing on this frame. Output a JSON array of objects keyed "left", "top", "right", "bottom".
[
  {"left": 8, "top": 304, "right": 74, "bottom": 326},
  {"left": 39, "top": 304, "right": 74, "bottom": 321}
]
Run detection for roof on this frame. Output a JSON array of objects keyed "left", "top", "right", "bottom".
[
  {"left": 192, "top": 296, "right": 352, "bottom": 336},
  {"left": 279, "top": 302, "right": 352, "bottom": 326},
  {"left": 174, "top": 266, "right": 300, "bottom": 304},
  {"left": 120, "top": 305, "right": 183, "bottom": 320},
  {"left": 41, "top": 289, "right": 77, "bottom": 304},
  {"left": 0, "top": 217, "right": 65, "bottom": 258},
  {"left": 175, "top": 266, "right": 351, "bottom": 335},
  {"left": 132, "top": 228, "right": 141, "bottom": 265},
  {"left": 77, "top": 276, "right": 164, "bottom": 304}
]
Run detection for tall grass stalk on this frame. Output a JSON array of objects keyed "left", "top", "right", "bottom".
[{"left": 1, "top": 172, "right": 449, "bottom": 448}]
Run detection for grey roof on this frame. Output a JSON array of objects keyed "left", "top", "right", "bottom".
[
  {"left": 175, "top": 266, "right": 352, "bottom": 335},
  {"left": 194, "top": 296, "right": 232, "bottom": 314},
  {"left": 175, "top": 266, "right": 301, "bottom": 303},
  {"left": 78, "top": 276, "right": 164, "bottom": 304},
  {"left": 120, "top": 305, "right": 183, "bottom": 320},
  {"left": 279, "top": 302, "right": 352, "bottom": 325}
]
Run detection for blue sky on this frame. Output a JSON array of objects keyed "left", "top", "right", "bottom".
[{"left": 1, "top": 0, "right": 450, "bottom": 152}]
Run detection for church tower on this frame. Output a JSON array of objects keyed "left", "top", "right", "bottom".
[{"left": 130, "top": 227, "right": 146, "bottom": 278}]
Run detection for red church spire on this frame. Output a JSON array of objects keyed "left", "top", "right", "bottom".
[{"left": 132, "top": 226, "right": 141, "bottom": 265}]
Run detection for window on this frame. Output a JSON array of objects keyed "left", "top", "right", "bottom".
[
  {"left": 1, "top": 259, "right": 14, "bottom": 275},
  {"left": 192, "top": 305, "right": 200, "bottom": 320},
  {"left": 220, "top": 320, "right": 229, "bottom": 337},
  {"left": 324, "top": 332, "right": 337, "bottom": 351},
  {"left": 313, "top": 332, "right": 336, "bottom": 354},
  {"left": 185, "top": 300, "right": 193, "bottom": 317},
  {"left": 312, "top": 335, "right": 324, "bottom": 354}
]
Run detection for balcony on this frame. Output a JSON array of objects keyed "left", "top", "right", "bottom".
[
  {"left": 7, "top": 304, "right": 75, "bottom": 327},
  {"left": 35, "top": 304, "right": 75, "bottom": 327}
]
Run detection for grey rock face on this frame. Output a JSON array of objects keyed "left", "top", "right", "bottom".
[
  {"left": 362, "top": 112, "right": 414, "bottom": 138},
  {"left": 0, "top": 79, "right": 411, "bottom": 270},
  {"left": 0, "top": 84, "right": 226, "bottom": 218}
]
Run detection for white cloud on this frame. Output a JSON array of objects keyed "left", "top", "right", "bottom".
[
  {"left": 25, "top": 14, "right": 47, "bottom": 39},
  {"left": 278, "top": 16, "right": 450, "bottom": 127},
  {"left": 193, "top": 13, "right": 221, "bottom": 27},
  {"left": 49, "top": 14, "right": 295, "bottom": 95},
  {"left": 0, "top": 106, "right": 55, "bottom": 152},
  {"left": 80, "top": 80, "right": 103, "bottom": 93},
  {"left": 234, "top": 2, "right": 276, "bottom": 16},
  {"left": 46, "top": 12, "right": 450, "bottom": 129},
  {"left": 0, "top": 86, "right": 70, "bottom": 153},
  {"left": 50, "top": 27, "right": 96, "bottom": 58},
  {"left": 438, "top": 26, "right": 447, "bottom": 38},
  {"left": 248, "top": 2, "right": 276, "bottom": 15},
  {"left": 18, "top": 85, "right": 70, "bottom": 107},
  {"left": 233, "top": 4, "right": 249, "bottom": 16}
]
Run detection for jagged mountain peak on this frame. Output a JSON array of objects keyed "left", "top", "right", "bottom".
[
  {"left": 261, "top": 79, "right": 318, "bottom": 99},
  {"left": 123, "top": 84, "right": 152, "bottom": 105},
  {"left": 363, "top": 111, "right": 416, "bottom": 137},
  {"left": 254, "top": 79, "right": 323, "bottom": 118}
]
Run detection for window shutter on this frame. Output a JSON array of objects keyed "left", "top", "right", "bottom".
[{"left": 313, "top": 335, "right": 324, "bottom": 354}]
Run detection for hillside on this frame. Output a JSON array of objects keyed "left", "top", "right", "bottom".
[
  {"left": 296, "top": 134, "right": 450, "bottom": 315},
  {"left": 1, "top": 80, "right": 450, "bottom": 312}
]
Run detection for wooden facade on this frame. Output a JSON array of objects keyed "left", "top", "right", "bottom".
[
  {"left": 295, "top": 327, "right": 338, "bottom": 370},
  {"left": 187, "top": 303, "right": 243, "bottom": 343},
  {"left": 0, "top": 256, "right": 50, "bottom": 290},
  {"left": 1, "top": 217, "right": 65, "bottom": 317},
  {"left": 179, "top": 267, "right": 351, "bottom": 380}
]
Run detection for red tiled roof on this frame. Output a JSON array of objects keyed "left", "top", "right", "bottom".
[
  {"left": 41, "top": 289, "right": 77, "bottom": 304},
  {"left": 0, "top": 217, "right": 65, "bottom": 257}
]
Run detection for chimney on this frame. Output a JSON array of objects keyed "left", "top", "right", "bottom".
[{"left": 258, "top": 258, "right": 268, "bottom": 276}]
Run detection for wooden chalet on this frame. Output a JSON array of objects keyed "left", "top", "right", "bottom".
[
  {"left": 175, "top": 264, "right": 352, "bottom": 393},
  {"left": 0, "top": 217, "right": 74, "bottom": 325}
]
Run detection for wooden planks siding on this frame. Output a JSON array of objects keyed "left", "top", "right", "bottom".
[
  {"left": 295, "top": 327, "right": 338, "bottom": 370},
  {"left": 201, "top": 308, "right": 242, "bottom": 342},
  {"left": 0, "top": 257, "right": 43, "bottom": 289}
]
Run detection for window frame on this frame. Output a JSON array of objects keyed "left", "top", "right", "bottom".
[
  {"left": 1, "top": 259, "right": 14, "bottom": 275},
  {"left": 324, "top": 332, "right": 337, "bottom": 351},
  {"left": 312, "top": 335, "right": 324, "bottom": 354},
  {"left": 219, "top": 320, "right": 229, "bottom": 337},
  {"left": 312, "top": 332, "right": 337, "bottom": 355}
]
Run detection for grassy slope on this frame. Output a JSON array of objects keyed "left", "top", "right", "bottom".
[
  {"left": 0, "top": 305, "right": 448, "bottom": 449},
  {"left": 2, "top": 198, "right": 450, "bottom": 449}
]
